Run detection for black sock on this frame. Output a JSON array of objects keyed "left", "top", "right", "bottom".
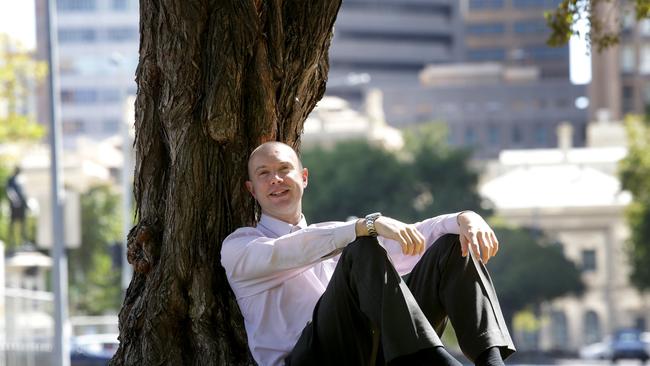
[
  {"left": 391, "top": 346, "right": 462, "bottom": 366},
  {"left": 475, "top": 346, "right": 505, "bottom": 366}
]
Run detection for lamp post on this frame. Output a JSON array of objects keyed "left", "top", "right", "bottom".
[{"left": 44, "top": 0, "right": 70, "bottom": 365}]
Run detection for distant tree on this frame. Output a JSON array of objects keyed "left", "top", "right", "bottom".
[
  {"left": 69, "top": 185, "right": 122, "bottom": 315},
  {"left": 489, "top": 224, "right": 584, "bottom": 328},
  {"left": 403, "top": 123, "right": 489, "bottom": 218},
  {"left": 0, "top": 34, "right": 46, "bottom": 142},
  {"left": 546, "top": 0, "right": 650, "bottom": 51},
  {"left": 619, "top": 116, "right": 650, "bottom": 291},
  {"left": 302, "top": 141, "right": 420, "bottom": 222},
  {"left": 0, "top": 34, "right": 46, "bottom": 248},
  {"left": 302, "top": 123, "right": 487, "bottom": 223}
]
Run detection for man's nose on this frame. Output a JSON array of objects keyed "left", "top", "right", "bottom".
[{"left": 269, "top": 172, "right": 283, "bottom": 184}]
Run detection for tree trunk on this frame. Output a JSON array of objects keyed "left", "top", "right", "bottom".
[{"left": 110, "top": 1, "right": 341, "bottom": 365}]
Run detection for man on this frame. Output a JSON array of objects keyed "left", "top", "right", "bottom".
[
  {"left": 5, "top": 166, "right": 29, "bottom": 246},
  {"left": 221, "top": 142, "right": 515, "bottom": 366}
]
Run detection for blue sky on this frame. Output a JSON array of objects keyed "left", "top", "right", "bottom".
[{"left": 0, "top": 0, "right": 36, "bottom": 49}]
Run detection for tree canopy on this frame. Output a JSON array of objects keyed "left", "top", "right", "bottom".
[
  {"left": 301, "top": 123, "right": 487, "bottom": 223},
  {"left": 0, "top": 34, "right": 46, "bottom": 142},
  {"left": 546, "top": 0, "right": 650, "bottom": 50},
  {"left": 69, "top": 185, "right": 122, "bottom": 315},
  {"left": 489, "top": 224, "right": 584, "bottom": 326},
  {"left": 619, "top": 116, "right": 650, "bottom": 291}
]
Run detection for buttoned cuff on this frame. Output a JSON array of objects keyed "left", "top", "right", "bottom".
[
  {"left": 443, "top": 213, "right": 461, "bottom": 235},
  {"left": 334, "top": 220, "right": 358, "bottom": 250}
]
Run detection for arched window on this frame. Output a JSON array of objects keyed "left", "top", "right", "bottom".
[
  {"left": 584, "top": 310, "right": 601, "bottom": 344},
  {"left": 551, "top": 310, "right": 569, "bottom": 349}
]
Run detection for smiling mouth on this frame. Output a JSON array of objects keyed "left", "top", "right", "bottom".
[{"left": 270, "top": 189, "right": 289, "bottom": 197}]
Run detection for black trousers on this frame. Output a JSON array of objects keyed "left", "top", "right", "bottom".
[{"left": 285, "top": 234, "right": 516, "bottom": 365}]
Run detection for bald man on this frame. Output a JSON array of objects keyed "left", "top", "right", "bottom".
[{"left": 221, "top": 142, "right": 515, "bottom": 366}]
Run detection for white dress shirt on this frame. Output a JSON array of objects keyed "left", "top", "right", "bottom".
[{"left": 221, "top": 213, "right": 460, "bottom": 366}]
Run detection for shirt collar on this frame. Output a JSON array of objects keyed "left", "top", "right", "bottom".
[{"left": 258, "top": 213, "right": 307, "bottom": 237}]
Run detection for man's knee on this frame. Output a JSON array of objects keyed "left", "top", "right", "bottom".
[
  {"left": 341, "top": 236, "right": 387, "bottom": 262},
  {"left": 430, "top": 234, "right": 461, "bottom": 256}
]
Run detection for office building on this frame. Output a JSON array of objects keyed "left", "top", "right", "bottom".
[{"left": 35, "top": 0, "right": 138, "bottom": 146}]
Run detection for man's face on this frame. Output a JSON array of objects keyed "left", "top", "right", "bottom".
[{"left": 246, "top": 144, "right": 308, "bottom": 224}]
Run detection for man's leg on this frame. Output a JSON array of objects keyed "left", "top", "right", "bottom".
[
  {"left": 404, "top": 234, "right": 516, "bottom": 362},
  {"left": 286, "top": 236, "right": 446, "bottom": 366}
]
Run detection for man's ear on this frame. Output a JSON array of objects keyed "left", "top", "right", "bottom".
[
  {"left": 245, "top": 180, "right": 256, "bottom": 199},
  {"left": 302, "top": 168, "right": 308, "bottom": 188}
]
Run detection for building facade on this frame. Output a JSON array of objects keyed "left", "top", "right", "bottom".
[
  {"left": 479, "top": 119, "right": 650, "bottom": 351},
  {"left": 461, "top": 0, "right": 567, "bottom": 79},
  {"left": 35, "top": 0, "right": 138, "bottom": 146},
  {"left": 327, "top": 0, "right": 461, "bottom": 103},
  {"left": 383, "top": 63, "right": 588, "bottom": 159}
]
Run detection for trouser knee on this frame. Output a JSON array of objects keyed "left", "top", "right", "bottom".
[{"left": 341, "top": 236, "right": 387, "bottom": 262}]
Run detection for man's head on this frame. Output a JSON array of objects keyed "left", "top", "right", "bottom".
[{"left": 246, "top": 142, "right": 308, "bottom": 224}]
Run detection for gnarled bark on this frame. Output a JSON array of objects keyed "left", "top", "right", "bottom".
[{"left": 110, "top": 1, "right": 341, "bottom": 365}]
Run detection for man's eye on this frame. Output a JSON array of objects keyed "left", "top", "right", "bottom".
[{"left": 258, "top": 171, "right": 268, "bottom": 177}]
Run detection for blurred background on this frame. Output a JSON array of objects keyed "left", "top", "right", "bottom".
[{"left": 1, "top": 0, "right": 650, "bottom": 365}]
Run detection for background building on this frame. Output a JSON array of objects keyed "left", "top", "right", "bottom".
[
  {"left": 327, "top": 0, "right": 462, "bottom": 105},
  {"left": 35, "top": 0, "right": 138, "bottom": 146},
  {"left": 480, "top": 116, "right": 650, "bottom": 351},
  {"left": 384, "top": 62, "right": 588, "bottom": 158},
  {"left": 461, "top": 0, "right": 567, "bottom": 79}
]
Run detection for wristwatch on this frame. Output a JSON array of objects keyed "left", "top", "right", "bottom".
[{"left": 365, "top": 212, "right": 382, "bottom": 237}]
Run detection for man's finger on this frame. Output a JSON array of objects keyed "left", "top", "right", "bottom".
[
  {"left": 491, "top": 231, "right": 500, "bottom": 256},
  {"left": 469, "top": 232, "right": 481, "bottom": 260},
  {"left": 460, "top": 234, "right": 469, "bottom": 257},
  {"left": 406, "top": 226, "right": 424, "bottom": 255},
  {"left": 479, "top": 231, "right": 491, "bottom": 263}
]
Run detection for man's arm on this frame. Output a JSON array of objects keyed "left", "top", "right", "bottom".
[
  {"left": 358, "top": 211, "right": 499, "bottom": 263},
  {"left": 221, "top": 221, "right": 357, "bottom": 284}
]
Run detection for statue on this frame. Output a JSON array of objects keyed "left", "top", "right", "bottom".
[{"left": 5, "top": 166, "right": 28, "bottom": 247}]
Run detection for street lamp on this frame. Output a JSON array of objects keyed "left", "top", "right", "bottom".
[{"left": 44, "top": 0, "right": 70, "bottom": 365}]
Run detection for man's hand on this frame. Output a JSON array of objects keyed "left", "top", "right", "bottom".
[
  {"left": 457, "top": 211, "right": 499, "bottom": 263},
  {"left": 355, "top": 216, "right": 424, "bottom": 256}
]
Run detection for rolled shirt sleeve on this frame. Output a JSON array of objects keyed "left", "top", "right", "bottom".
[
  {"left": 221, "top": 220, "right": 357, "bottom": 292},
  {"left": 380, "top": 213, "right": 460, "bottom": 275}
]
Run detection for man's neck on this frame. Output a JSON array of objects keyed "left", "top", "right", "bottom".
[{"left": 262, "top": 212, "right": 302, "bottom": 226}]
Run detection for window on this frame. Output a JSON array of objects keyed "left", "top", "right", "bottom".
[
  {"left": 57, "top": 0, "right": 96, "bottom": 11},
  {"left": 62, "top": 120, "right": 85, "bottom": 134},
  {"left": 61, "top": 89, "right": 98, "bottom": 104},
  {"left": 103, "top": 119, "right": 120, "bottom": 133},
  {"left": 466, "top": 23, "right": 505, "bottom": 36},
  {"left": 468, "top": 0, "right": 505, "bottom": 9},
  {"left": 464, "top": 126, "right": 477, "bottom": 145},
  {"left": 621, "top": 45, "right": 636, "bottom": 73},
  {"left": 467, "top": 48, "right": 506, "bottom": 61},
  {"left": 512, "top": 0, "right": 562, "bottom": 8},
  {"left": 523, "top": 45, "right": 568, "bottom": 60},
  {"left": 641, "top": 19, "right": 650, "bottom": 36},
  {"left": 582, "top": 249, "right": 597, "bottom": 271},
  {"left": 511, "top": 125, "right": 523, "bottom": 144},
  {"left": 99, "top": 89, "right": 122, "bottom": 102},
  {"left": 640, "top": 45, "right": 650, "bottom": 74},
  {"left": 550, "top": 310, "right": 568, "bottom": 349},
  {"left": 534, "top": 124, "right": 547, "bottom": 145},
  {"left": 488, "top": 125, "right": 500, "bottom": 145},
  {"left": 514, "top": 20, "right": 547, "bottom": 34},
  {"left": 107, "top": 27, "right": 139, "bottom": 41},
  {"left": 58, "top": 28, "right": 96, "bottom": 43},
  {"left": 584, "top": 311, "right": 601, "bottom": 344}
]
